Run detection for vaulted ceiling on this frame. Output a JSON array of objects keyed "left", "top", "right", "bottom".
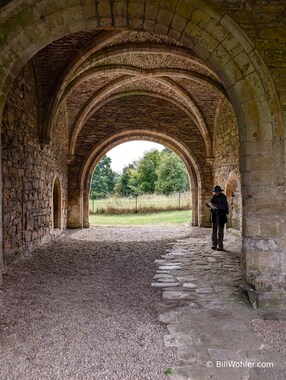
[{"left": 32, "top": 30, "right": 229, "bottom": 161}]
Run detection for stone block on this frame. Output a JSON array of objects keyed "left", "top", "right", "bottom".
[
  {"left": 168, "top": 28, "right": 182, "bottom": 41},
  {"left": 154, "top": 23, "right": 169, "bottom": 35},
  {"left": 184, "top": 21, "right": 201, "bottom": 39},
  {"left": 66, "top": 5, "right": 86, "bottom": 24},
  {"left": 43, "top": 10, "right": 64, "bottom": 32},
  {"left": 157, "top": 8, "right": 173, "bottom": 26},
  {"left": 209, "top": 43, "right": 232, "bottom": 70},
  {"left": 128, "top": 1, "right": 145, "bottom": 18},
  {"left": 195, "top": 29, "right": 220, "bottom": 54},
  {"left": 145, "top": 4, "right": 158, "bottom": 21},
  {"left": 129, "top": 17, "right": 143, "bottom": 29},
  {"left": 160, "top": 0, "right": 177, "bottom": 12},
  {"left": 97, "top": 1, "right": 111, "bottom": 18},
  {"left": 171, "top": 14, "right": 187, "bottom": 32},
  {"left": 243, "top": 249, "right": 281, "bottom": 274},
  {"left": 113, "top": 1, "right": 127, "bottom": 19},
  {"left": 205, "top": 19, "right": 229, "bottom": 42},
  {"left": 82, "top": 0, "right": 97, "bottom": 20},
  {"left": 176, "top": 0, "right": 194, "bottom": 19},
  {"left": 191, "top": 9, "right": 210, "bottom": 29}
]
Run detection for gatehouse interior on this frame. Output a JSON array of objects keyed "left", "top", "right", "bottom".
[{"left": 0, "top": 0, "right": 285, "bottom": 308}]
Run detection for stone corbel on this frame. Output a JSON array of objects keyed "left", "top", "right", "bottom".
[
  {"left": 205, "top": 157, "right": 215, "bottom": 166},
  {"left": 39, "top": 137, "right": 51, "bottom": 150},
  {"left": 67, "top": 155, "right": 75, "bottom": 163}
]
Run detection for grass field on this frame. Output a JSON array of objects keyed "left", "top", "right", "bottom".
[
  {"left": 89, "top": 210, "right": 192, "bottom": 226},
  {"left": 89, "top": 192, "right": 191, "bottom": 214}
]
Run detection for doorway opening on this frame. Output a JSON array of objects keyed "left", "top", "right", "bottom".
[
  {"left": 88, "top": 141, "right": 193, "bottom": 226},
  {"left": 53, "top": 177, "right": 62, "bottom": 230}
]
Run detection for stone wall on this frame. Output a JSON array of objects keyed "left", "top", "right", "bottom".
[
  {"left": 1, "top": 62, "right": 68, "bottom": 264},
  {"left": 213, "top": 99, "right": 241, "bottom": 230}
]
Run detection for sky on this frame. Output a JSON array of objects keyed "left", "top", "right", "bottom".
[{"left": 107, "top": 141, "right": 164, "bottom": 173}]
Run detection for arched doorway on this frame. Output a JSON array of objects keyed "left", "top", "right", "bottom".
[
  {"left": 88, "top": 140, "right": 193, "bottom": 224},
  {"left": 79, "top": 131, "right": 202, "bottom": 229},
  {"left": 53, "top": 177, "right": 62, "bottom": 230}
]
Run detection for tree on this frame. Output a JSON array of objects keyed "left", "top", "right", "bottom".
[
  {"left": 155, "top": 150, "right": 190, "bottom": 195},
  {"left": 131, "top": 149, "right": 161, "bottom": 193},
  {"left": 113, "top": 163, "right": 137, "bottom": 196},
  {"left": 90, "top": 155, "right": 116, "bottom": 198}
]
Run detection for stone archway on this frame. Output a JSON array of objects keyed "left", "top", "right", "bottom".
[
  {"left": 78, "top": 130, "right": 202, "bottom": 229},
  {"left": 0, "top": 0, "right": 285, "bottom": 307}
]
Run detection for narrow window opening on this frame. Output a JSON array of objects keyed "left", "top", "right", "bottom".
[{"left": 53, "top": 178, "right": 62, "bottom": 229}]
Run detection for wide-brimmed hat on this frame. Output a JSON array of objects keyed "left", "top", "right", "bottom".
[{"left": 213, "top": 185, "right": 223, "bottom": 192}]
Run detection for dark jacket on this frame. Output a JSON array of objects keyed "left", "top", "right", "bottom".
[{"left": 209, "top": 193, "right": 228, "bottom": 226}]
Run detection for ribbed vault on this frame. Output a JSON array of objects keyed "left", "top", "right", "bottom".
[{"left": 32, "top": 30, "right": 233, "bottom": 228}]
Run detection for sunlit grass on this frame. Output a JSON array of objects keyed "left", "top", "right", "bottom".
[{"left": 89, "top": 210, "right": 192, "bottom": 226}]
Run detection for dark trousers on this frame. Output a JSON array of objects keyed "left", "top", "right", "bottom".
[{"left": 212, "top": 213, "right": 225, "bottom": 249}]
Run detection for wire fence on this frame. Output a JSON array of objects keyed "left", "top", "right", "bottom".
[{"left": 89, "top": 192, "right": 192, "bottom": 214}]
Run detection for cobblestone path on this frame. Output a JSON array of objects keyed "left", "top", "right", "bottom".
[
  {"left": 0, "top": 226, "right": 190, "bottom": 380},
  {"left": 152, "top": 228, "right": 286, "bottom": 380},
  {"left": 1, "top": 226, "right": 285, "bottom": 380}
]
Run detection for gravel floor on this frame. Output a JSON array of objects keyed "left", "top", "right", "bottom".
[
  {"left": 0, "top": 226, "right": 190, "bottom": 380},
  {"left": 251, "top": 319, "right": 286, "bottom": 354}
]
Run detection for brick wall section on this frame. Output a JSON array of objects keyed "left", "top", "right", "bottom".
[
  {"left": 1, "top": 62, "right": 68, "bottom": 264},
  {"left": 73, "top": 96, "right": 207, "bottom": 179}
]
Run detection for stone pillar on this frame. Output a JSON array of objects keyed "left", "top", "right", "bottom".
[
  {"left": 67, "top": 187, "right": 83, "bottom": 229},
  {"left": 199, "top": 188, "right": 212, "bottom": 227},
  {"left": 199, "top": 159, "right": 214, "bottom": 227},
  {"left": 191, "top": 188, "right": 198, "bottom": 226},
  {"left": 240, "top": 143, "right": 286, "bottom": 308},
  {"left": 83, "top": 190, "right": 90, "bottom": 228}
]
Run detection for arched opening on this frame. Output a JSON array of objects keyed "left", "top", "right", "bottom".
[
  {"left": 88, "top": 141, "right": 192, "bottom": 224},
  {"left": 78, "top": 131, "right": 202, "bottom": 229},
  {"left": 53, "top": 177, "right": 62, "bottom": 230}
]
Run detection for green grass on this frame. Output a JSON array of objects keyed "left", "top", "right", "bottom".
[{"left": 89, "top": 210, "right": 192, "bottom": 226}]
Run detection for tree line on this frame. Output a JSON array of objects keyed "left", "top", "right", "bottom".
[{"left": 90, "top": 148, "right": 190, "bottom": 199}]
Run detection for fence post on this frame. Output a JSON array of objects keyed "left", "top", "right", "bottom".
[
  {"left": 135, "top": 194, "right": 138, "bottom": 214},
  {"left": 179, "top": 192, "right": 181, "bottom": 211}
]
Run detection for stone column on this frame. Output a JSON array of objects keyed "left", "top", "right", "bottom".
[
  {"left": 67, "top": 187, "right": 83, "bottom": 229},
  {"left": 191, "top": 188, "right": 198, "bottom": 226},
  {"left": 240, "top": 139, "right": 286, "bottom": 308},
  {"left": 199, "top": 188, "right": 212, "bottom": 227},
  {"left": 83, "top": 190, "right": 90, "bottom": 228},
  {"left": 198, "top": 159, "right": 214, "bottom": 227}
]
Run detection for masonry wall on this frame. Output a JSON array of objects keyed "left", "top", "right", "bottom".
[
  {"left": 1, "top": 62, "right": 68, "bottom": 264},
  {"left": 213, "top": 99, "right": 241, "bottom": 230}
]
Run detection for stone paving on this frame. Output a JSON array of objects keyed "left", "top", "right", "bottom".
[{"left": 152, "top": 228, "right": 286, "bottom": 380}]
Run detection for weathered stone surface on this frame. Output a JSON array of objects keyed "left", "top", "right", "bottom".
[
  {"left": 153, "top": 229, "right": 286, "bottom": 378},
  {"left": 182, "top": 283, "right": 197, "bottom": 289},
  {"left": 2, "top": 62, "right": 68, "bottom": 263},
  {"left": 151, "top": 282, "right": 179, "bottom": 288},
  {"left": 162, "top": 291, "right": 190, "bottom": 300}
]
